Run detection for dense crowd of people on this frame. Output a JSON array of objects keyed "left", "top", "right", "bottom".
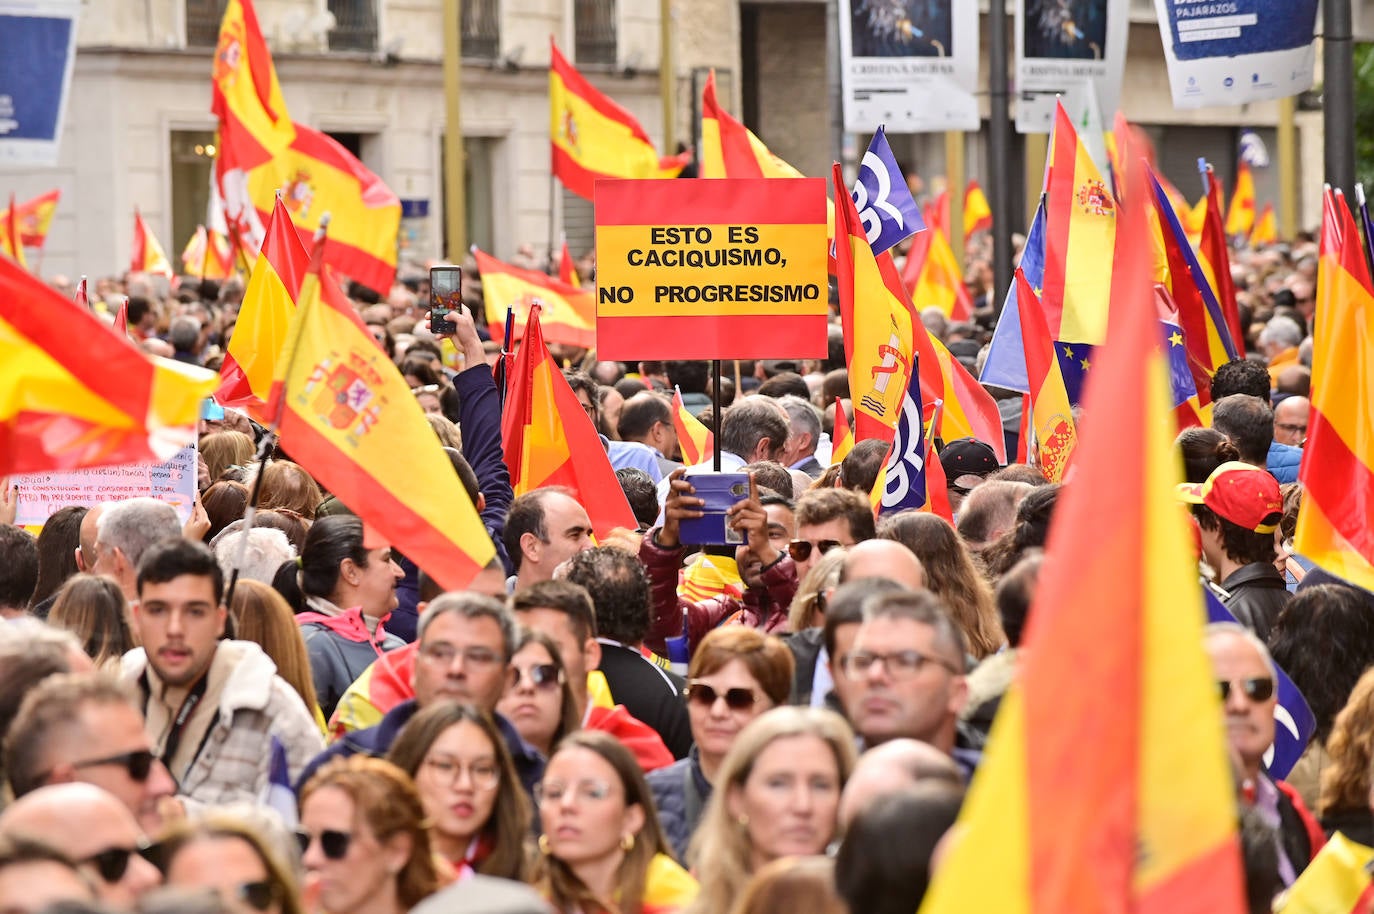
[{"left": 0, "top": 226, "right": 1367, "bottom": 914}]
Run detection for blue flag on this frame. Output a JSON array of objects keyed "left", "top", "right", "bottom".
[
  {"left": 878, "top": 369, "right": 928, "bottom": 515},
  {"left": 851, "top": 126, "right": 924, "bottom": 256},
  {"left": 980, "top": 196, "right": 1047, "bottom": 394},
  {"left": 1159, "top": 317, "right": 1197, "bottom": 408},
  {"left": 1204, "top": 588, "right": 1316, "bottom": 781}
]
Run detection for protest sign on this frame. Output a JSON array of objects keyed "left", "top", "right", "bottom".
[
  {"left": 13, "top": 444, "right": 198, "bottom": 526},
  {"left": 594, "top": 178, "right": 829, "bottom": 360}
]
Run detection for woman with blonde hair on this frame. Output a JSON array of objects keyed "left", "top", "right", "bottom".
[
  {"left": 1318, "top": 666, "right": 1374, "bottom": 844},
  {"left": 229, "top": 579, "right": 324, "bottom": 731},
  {"left": 298, "top": 756, "right": 444, "bottom": 914},
  {"left": 535, "top": 731, "right": 696, "bottom": 914},
  {"left": 786, "top": 547, "right": 846, "bottom": 633},
  {"left": 48, "top": 573, "right": 134, "bottom": 668},
  {"left": 201, "top": 430, "right": 256, "bottom": 485},
  {"left": 157, "top": 813, "right": 304, "bottom": 914},
  {"left": 685, "top": 707, "right": 856, "bottom": 914},
  {"left": 878, "top": 511, "right": 1006, "bottom": 658}
]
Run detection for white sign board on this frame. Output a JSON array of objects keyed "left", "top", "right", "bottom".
[{"left": 14, "top": 444, "right": 198, "bottom": 527}]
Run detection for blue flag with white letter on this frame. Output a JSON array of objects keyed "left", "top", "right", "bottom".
[
  {"left": 979, "top": 196, "right": 1047, "bottom": 395},
  {"left": 878, "top": 368, "right": 929, "bottom": 514},
  {"left": 850, "top": 126, "right": 924, "bottom": 256}
]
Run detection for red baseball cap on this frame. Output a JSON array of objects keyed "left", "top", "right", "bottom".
[{"left": 1175, "top": 461, "right": 1283, "bottom": 534}]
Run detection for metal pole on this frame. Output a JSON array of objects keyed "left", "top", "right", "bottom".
[
  {"left": 1278, "top": 96, "right": 1297, "bottom": 240},
  {"left": 1324, "top": 0, "right": 1355, "bottom": 198},
  {"left": 443, "top": 0, "right": 467, "bottom": 258},
  {"left": 988, "top": 0, "right": 1013, "bottom": 304},
  {"left": 711, "top": 359, "right": 722, "bottom": 471},
  {"left": 827, "top": 0, "right": 844, "bottom": 169},
  {"left": 660, "top": 0, "right": 675, "bottom": 152}
]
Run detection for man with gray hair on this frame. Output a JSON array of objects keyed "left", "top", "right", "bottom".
[
  {"left": 778, "top": 395, "right": 824, "bottom": 478},
  {"left": 1258, "top": 315, "right": 1303, "bottom": 383},
  {"left": 167, "top": 316, "right": 202, "bottom": 365},
  {"left": 93, "top": 498, "right": 182, "bottom": 605}
]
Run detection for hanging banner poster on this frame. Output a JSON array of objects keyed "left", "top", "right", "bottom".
[
  {"left": 0, "top": 0, "right": 80, "bottom": 166},
  {"left": 838, "top": 0, "right": 979, "bottom": 133},
  {"left": 1152, "top": 0, "right": 1317, "bottom": 109},
  {"left": 1015, "top": 0, "right": 1128, "bottom": 134},
  {"left": 12, "top": 444, "right": 199, "bottom": 527}
]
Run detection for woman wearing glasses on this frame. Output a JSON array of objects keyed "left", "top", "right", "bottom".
[
  {"left": 157, "top": 815, "right": 302, "bottom": 914},
  {"left": 535, "top": 731, "right": 696, "bottom": 914},
  {"left": 496, "top": 629, "right": 579, "bottom": 759},
  {"left": 298, "top": 756, "right": 443, "bottom": 914},
  {"left": 386, "top": 702, "right": 532, "bottom": 881},
  {"left": 646, "top": 627, "right": 794, "bottom": 863},
  {"left": 684, "top": 707, "right": 856, "bottom": 914}
]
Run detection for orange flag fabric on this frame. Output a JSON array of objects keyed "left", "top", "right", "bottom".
[
  {"left": 1225, "top": 161, "right": 1256, "bottom": 239},
  {"left": 474, "top": 247, "right": 596, "bottom": 350},
  {"left": 501, "top": 304, "right": 637, "bottom": 538},
  {"left": 672, "top": 387, "right": 713, "bottom": 467},
  {"left": 1250, "top": 203, "right": 1277, "bottom": 246},
  {"left": 131, "top": 209, "right": 174, "bottom": 277}
]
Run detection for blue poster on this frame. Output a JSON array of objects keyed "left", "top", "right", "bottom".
[{"left": 0, "top": 1, "right": 80, "bottom": 166}]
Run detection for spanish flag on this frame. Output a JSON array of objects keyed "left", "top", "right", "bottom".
[
  {"left": 1277, "top": 832, "right": 1374, "bottom": 913},
  {"left": 912, "top": 323, "right": 1007, "bottom": 464},
  {"left": 830, "top": 397, "right": 853, "bottom": 465},
  {"left": 1014, "top": 269, "right": 1076, "bottom": 483},
  {"left": 963, "top": 180, "right": 992, "bottom": 236},
  {"left": 0, "top": 190, "right": 60, "bottom": 249},
  {"left": 1, "top": 194, "right": 25, "bottom": 269},
  {"left": 131, "top": 209, "right": 174, "bottom": 278},
  {"left": 549, "top": 40, "right": 688, "bottom": 200},
  {"left": 902, "top": 218, "right": 973, "bottom": 322},
  {"left": 180, "top": 225, "right": 235, "bottom": 280},
  {"left": 474, "top": 247, "right": 596, "bottom": 350},
  {"left": 1199, "top": 162, "right": 1245, "bottom": 357},
  {"left": 1294, "top": 187, "right": 1374, "bottom": 593},
  {"left": 700, "top": 71, "right": 805, "bottom": 180},
  {"left": 217, "top": 197, "right": 309, "bottom": 416},
  {"left": 270, "top": 237, "right": 495, "bottom": 591},
  {"left": 672, "top": 387, "right": 712, "bottom": 466},
  {"left": 501, "top": 303, "right": 637, "bottom": 538},
  {"left": 1225, "top": 160, "right": 1256, "bottom": 240},
  {"left": 558, "top": 235, "right": 581, "bottom": 288},
  {"left": 920, "top": 153, "right": 1243, "bottom": 914},
  {"left": 1251, "top": 203, "right": 1277, "bottom": 246},
  {"left": 0, "top": 253, "right": 215, "bottom": 475}
]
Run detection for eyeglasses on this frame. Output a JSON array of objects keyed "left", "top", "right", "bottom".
[
  {"left": 80, "top": 842, "right": 155, "bottom": 883},
  {"left": 1218, "top": 677, "right": 1275, "bottom": 703},
  {"left": 71, "top": 749, "right": 157, "bottom": 782},
  {"left": 513, "top": 663, "right": 563, "bottom": 691},
  {"left": 1275, "top": 423, "right": 1307, "bottom": 436},
  {"left": 295, "top": 829, "right": 352, "bottom": 861},
  {"left": 685, "top": 681, "right": 760, "bottom": 711},
  {"left": 236, "top": 881, "right": 280, "bottom": 912},
  {"left": 534, "top": 779, "right": 616, "bottom": 805},
  {"left": 841, "top": 649, "right": 962, "bottom": 680},
  {"left": 787, "top": 539, "right": 843, "bottom": 562},
  {"left": 423, "top": 756, "right": 501, "bottom": 791},
  {"left": 419, "top": 643, "right": 502, "bottom": 668}
]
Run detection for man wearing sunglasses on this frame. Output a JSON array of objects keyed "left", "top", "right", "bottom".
[
  {"left": 791, "top": 488, "right": 875, "bottom": 581},
  {"left": 1203, "top": 623, "right": 1322, "bottom": 886},
  {"left": 0, "top": 783, "right": 161, "bottom": 909}
]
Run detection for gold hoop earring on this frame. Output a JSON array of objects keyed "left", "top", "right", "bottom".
[
  {"left": 620, "top": 833, "right": 635, "bottom": 852},
  {"left": 538, "top": 834, "right": 551, "bottom": 855}
]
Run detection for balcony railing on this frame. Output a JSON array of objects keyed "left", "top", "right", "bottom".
[
  {"left": 328, "top": 0, "right": 377, "bottom": 52},
  {"left": 575, "top": 0, "right": 616, "bottom": 65},
  {"left": 186, "top": 0, "right": 227, "bottom": 47},
  {"left": 463, "top": 0, "right": 500, "bottom": 61}
]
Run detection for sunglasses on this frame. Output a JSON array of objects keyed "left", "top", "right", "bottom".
[
  {"left": 295, "top": 829, "right": 352, "bottom": 861},
  {"left": 1218, "top": 677, "right": 1275, "bottom": 703},
  {"left": 787, "top": 539, "right": 842, "bottom": 562},
  {"left": 237, "top": 881, "right": 280, "bottom": 912},
  {"left": 81, "top": 842, "right": 155, "bottom": 883},
  {"left": 685, "top": 681, "right": 760, "bottom": 711},
  {"left": 71, "top": 749, "right": 156, "bottom": 782},
  {"left": 514, "top": 663, "right": 563, "bottom": 691}
]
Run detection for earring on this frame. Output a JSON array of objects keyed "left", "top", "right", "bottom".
[
  {"left": 736, "top": 814, "right": 750, "bottom": 829},
  {"left": 620, "top": 833, "right": 635, "bottom": 852},
  {"left": 538, "top": 834, "right": 552, "bottom": 855}
]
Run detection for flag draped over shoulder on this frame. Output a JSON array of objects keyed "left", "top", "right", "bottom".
[
  {"left": 131, "top": 209, "right": 174, "bottom": 278},
  {"left": 1294, "top": 188, "right": 1374, "bottom": 593},
  {"left": 474, "top": 247, "right": 596, "bottom": 350},
  {"left": 269, "top": 240, "right": 494, "bottom": 591},
  {"left": 549, "top": 40, "right": 688, "bottom": 200},
  {"left": 501, "top": 304, "right": 637, "bottom": 538},
  {"left": 672, "top": 387, "right": 712, "bottom": 466},
  {"left": 0, "top": 255, "right": 215, "bottom": 475},
  {"left": 919, "top": 153, "right": 1244, "bottom": 914},
  {"left": 0, "top": 190, "right": 59, "bottom": 249}
]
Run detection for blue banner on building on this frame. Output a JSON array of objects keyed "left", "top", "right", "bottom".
[{"left": 0, "top": 0, "right": 80, "bottom": 166}]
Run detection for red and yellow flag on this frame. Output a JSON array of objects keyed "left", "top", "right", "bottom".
[
  {"left": 0, "top": 254, "right": 215, "bottom": 475},
  {"left": 912, "top": 324, "right": 1007, "bottom": 464},
  {"left": 1250, "top": 203, "right": 1277, "bottom": 246},
  {"left": 1014, "top": 268, "right": 1076, "bottom": 483},
  {"left": 920, "top": 154, "right": 1243, "bottom": 914},
  {"left": 0, "top": 190, "right": 60, "bottom": 249},
  {"left": 217, "top": 196, "right": 310, "bottom": 416},
  {"left": 1, "top": 194, "right": 25, "bottom": 270},
  {"left": 902, "top": 218, "right": 973, "bottom": 322},
  {"left": 180, "top": 225, "right": 235, "bottom": 280},
  {"left": 474, "top": 247, "right": 596, "bottom": 350},
  {"left": 672, "top": 387, "right": 713, "bottom": 466},
  {"left": 1224, "top": 161, "right": 1256, "bottom": 239},
  {"left": 501, "top": 304, "right": 637, "bottom": 538},
  {"left": 270, "top": 239, "right": 494, "bottom": 591},
  {"left": 131, "top": 209, "right": 174, "bottom": 278},
  {"left": 1294, "top": 188, "right": 1374, "bottom": 593},
  {"left": 558, "top": 235, "right": 580, "bottom": 288},
  {"left": 549, "top": 40, "right": 688, "bottom": 200},
  {"left": 1199, "top": 164, "right": 1245, "bottom": 357},
  {"left": 830, "top": 397, "right": 853, "bottom": 466},
  {"left": 700, "top": 71, "right": 804, "bottom": 180},
  {"left": 964, "top": 180, "right": 992, "bottom": 236}
]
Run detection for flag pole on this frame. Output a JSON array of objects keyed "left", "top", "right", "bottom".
[
  {"left": 548, "top": 174, "right": 558, "bottom": 274},
  {"left": 711, "top": 359, "right": 722, "bottom": 470},
  {"left": 1355, "top": 184, "right": 1374, "bottom": 282}
]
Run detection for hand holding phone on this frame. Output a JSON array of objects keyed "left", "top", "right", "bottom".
[
  {"left": 429, "top": 265, "right": 462, "bottom": 335},
  {"left": 677, "top": 472, "right": 750, "bottom": 546}
]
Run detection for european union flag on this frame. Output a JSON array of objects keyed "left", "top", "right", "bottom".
[
  {"left": 1053, "top": 340, "right": 1093, "bottom": 406},
  {"left": 1204, "top": 588, "right": 1315, "bottom": 781},
  {"left": 878, "top": 369, "right": 929, "bottom": 515},
  {"left": 851, "top": 126, "right": 924, "bottom": 256},
  {"left": 981, "top": 196, "right": 1047, "bottom": 394},
  {"left": 1160, "top": 318, "right": 1197, "bottom": 407}
]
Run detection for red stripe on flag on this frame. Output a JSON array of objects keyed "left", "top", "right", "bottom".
[
  {"left": 1040, "top": 104, "right": 1077, "bottom": 335},
  {"left": 1302, "top": 408, "right": 1374, "bottom": 560},
  {"left": 1132, "top": 839, "right": 1245, "bottom": 911},
  {"left": 598, "top": 314, "right": 828, "bottom": 361},
  {"left": 594, "top": 178, "right": 827, "bottom": 226},
  {"left": 703, "top": 73, "right": 767, "bottom": 178},
  {"left": 551, "top": 145, "right": 601, "bottom": 201},
  {"left": 0, "top": 412, "right": 160, "bottom": 476}
]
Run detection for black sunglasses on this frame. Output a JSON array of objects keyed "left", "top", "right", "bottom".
[
  {"left": 237, "top": 881, "right": 280, "bottom": 912},
  {"left": 686, "top": 681, "right": 760, "bottom": 711},
  {"left": 515, "top": 663, "right": 563, "bottom": 690},
  {"left": 295, "top": 829, "right": 352, "bottom": 861},
  {"left": 787, "top": 539, "right": 842, "bottom": 562},
  {"left": 81, "top": 842, "right": 155, "bottom": 883},
  {"left": 1218, "top": 677, "right": 1275, "bottom": 703},
  {"left": 71, "top": 749, "right": 156, "bottom": 782}
]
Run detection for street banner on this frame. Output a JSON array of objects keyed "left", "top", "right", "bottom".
[
  {"left": 837, "top": 0, "right": 979, "bottom": 132},
  {"left": 1014, "top": 0, "right": 1128, "bottom": 134},
  {"left": 0, "top": 0, "right": 80, "bottom": 166},
  {"left": 1152, "top": 0, "right": 1317, "bottom": 109},
  {"left": 594, "top": 178, "right": 829, "bottom": 360}
]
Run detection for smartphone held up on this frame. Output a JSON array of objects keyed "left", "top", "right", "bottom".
[{"left": 429, "top": 265, "right": 462, "bottom": 335}]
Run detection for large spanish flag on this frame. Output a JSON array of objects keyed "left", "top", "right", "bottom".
[
  {"left": 1014, "top": 269, "right": 1076, "bottom": 482},
  {"left": 269, "top": 238, "right": 494, "bottom": 591},
  {"left": 501, "top": 304, "right": 637, "bottom": 538},
  {"left": 0, "top": 190, "right": 60, "bottom": 249},
  {"left": 1294, "top": 187, "right": 1374, "bottom": 593},
  {"left": 920, "top": 154, "right": 1243, "bottom": 914},
  {"left": 0, "top": 254, "right": 215, "bottom": 475},
  {"left": 131, "top": 209, "right": 174, "bottom": 278},
  {"left": 549, "top": 40, "right": 688, "bottom": 200},
  {"left": 217, "top": 196, "right": 309, "bottom": 416},
  {"left": 474, "top": 247, "right": 596, "bottom": 350}
]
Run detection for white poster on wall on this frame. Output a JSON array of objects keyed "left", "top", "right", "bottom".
[
  {"left": 839, "top": 0, "right": 980, "bottom": 133},
  {"left": 1015, "top": 0, "right": 1128, "bottom": 134}
]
